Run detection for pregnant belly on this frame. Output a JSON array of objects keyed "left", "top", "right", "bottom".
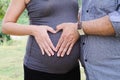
[{"left": 26, "top": 31, "right": 80, "bottom": 73}]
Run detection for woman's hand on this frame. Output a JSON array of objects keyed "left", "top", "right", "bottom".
[
  {"left": 56, "top": 23, "right": 80, "bottom": 57},
  {"left": 32, "top": 25, "right": 56, "bottom": 56}
]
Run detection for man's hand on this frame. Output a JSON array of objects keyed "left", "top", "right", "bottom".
[{"left": 56, "top": 23, "right": 80, "bottom": 57}]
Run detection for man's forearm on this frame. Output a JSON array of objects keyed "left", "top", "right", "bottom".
[{"left": 82, "top": 16, "right": 115, "bottom": 36}]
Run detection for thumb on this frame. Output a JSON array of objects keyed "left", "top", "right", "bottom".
[
  {"left": 47, "top": 27, "right": 56, "bottom": 33},
  {"left": 56, "top": 24, "right": 63, "bottom": 32}
]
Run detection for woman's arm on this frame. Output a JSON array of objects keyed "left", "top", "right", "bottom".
[
  {"left": 2, "top": 0, "right": 56, "bottom": 56},
  {"left": 2, "top": 0, "right": 32, "bottom": 35}
]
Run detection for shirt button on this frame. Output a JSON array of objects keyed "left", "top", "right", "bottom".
[
  {"left": 86, "top": 10, "right": 89, "bottom": 13},
  {"left": 82, "top": 42, "right": 85, "bottom": 45},
  {"left": 85, "top": 59, "right": 87, "bottom": 62}
]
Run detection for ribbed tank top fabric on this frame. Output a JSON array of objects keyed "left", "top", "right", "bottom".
[{"left": 24, "top": 0, "right": 80, "bottom": 74}]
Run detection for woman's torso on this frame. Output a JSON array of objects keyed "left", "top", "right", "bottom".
[{"left": 24, "top": 0, "right": 80, "bottom": 74}]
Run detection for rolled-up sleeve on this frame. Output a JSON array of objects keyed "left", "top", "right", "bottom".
[{"left": 108, "top": 2, "right": 120, "bottom": 37}]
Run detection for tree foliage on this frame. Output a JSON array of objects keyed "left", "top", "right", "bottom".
[
  {"left": 0, "top": 0, "right": 11, "bottom": 43},
  {"left": 0, "top": 0, "right": 29, "bottom": 44},
  {"left": 0, "top": 0, "right": 10, "bottom": 20}
]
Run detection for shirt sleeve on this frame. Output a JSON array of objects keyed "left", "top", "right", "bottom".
[{"left": 108, "top": 1, "right": 120, "bottom": 37}]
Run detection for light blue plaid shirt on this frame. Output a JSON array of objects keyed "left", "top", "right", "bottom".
[{"left": 80, "top": 0, "right": 120, "bottom": 80}]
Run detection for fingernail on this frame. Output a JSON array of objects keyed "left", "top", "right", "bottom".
[
  {"left": 52, "top": 53, "right": 54, "bottom": 56},
  {"left": 48, "top": 54, "right": 51, "bottom": 56},
  {"left": 57, "top": 54, "right": 60, "bottom": 57},
  {"left": 56, "top": 48, "right": 58, "bottom": 51},
  {"left": 67, "top": 53, "right": 69, "bottom": 55},
  {"left": 55, "top": 49, "right": 57, "bottom": 52},
  {"left": 61, "top": 55, "right": 64, "bottom": 57},
  {"left": 54, "top": 48, "right": 57, "bottom": 52}
]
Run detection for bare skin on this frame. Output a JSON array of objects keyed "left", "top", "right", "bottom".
[
  {"left": 56, "top": 15, "right": 115, "bottom": 57},
  {"left": 2, "top": 0, "right": 81, "bottom": 57},
  {"left": 2, "top": 0, "right": 57, "bottom": 56},
  {"left": 82, "top": 16, "right": 115, "bottom": 36},
  {"left": 56, "top": 23, "right": 79, "bottom": 57}
]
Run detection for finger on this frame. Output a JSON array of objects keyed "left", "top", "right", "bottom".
[
  {"left": 41, "top": 42, "right": 52, "bottom": 56},
  {"left": 47, "top": 37, "right": 57, "bottom": 52},
  {"left": 44, "top": 48, "right": 52, "bottom": 56},
  {"left": 45, "top": 32, "right": 56, "bottom": 52},
  {"left": 45, "top": 32, "right": 56, "bottom": 51},
  {"left": 35, "top": 38, "right": 45, "bottom": 55},
  {"left": 42, "top": 39, "right": 54, "bottom": 56},
  {"left": 47, "top": 27, "right": 56, "bottom": 33},
  {"left": 57, "top": 38, "right": 69, "bottom": 57},
  {"left": 56, "top": 36, "right": 64, "bottom": 51},
  {"left": 39, "top": 44, "right": 45, "bottom": 55},
  {"left": 60, "top": 42, "right": 71, "bottom": 57},
  {"left": 44, "top": 39, "right": 55, "bottom": 56},
  {"left": 66, "top": 43, "right": 74, "bottom": 55},
  {"left": 56, "top": 24, "right": 63, "bottom": 32}
]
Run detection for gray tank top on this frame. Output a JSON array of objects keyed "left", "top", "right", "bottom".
[{"left": 24, "top": 0, "right": 80, "bottom": 74}]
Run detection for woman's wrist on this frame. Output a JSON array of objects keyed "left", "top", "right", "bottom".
[{"left": 29, "top": 25, "right": 38, "bottom": 36}]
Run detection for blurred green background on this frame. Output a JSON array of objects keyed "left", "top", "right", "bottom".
[{"left": 0, "top": 0, "right": 85, "bottom": 80}]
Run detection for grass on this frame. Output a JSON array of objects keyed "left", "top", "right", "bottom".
[
  {"left": 0, "top": 10, "right": 86, "bottom": 80},
  {"left": 0, "top": 37, "right": 86, "bottom": 80},
  {"left": 0, "top": 37, "right": 27, "bottom": 80}
]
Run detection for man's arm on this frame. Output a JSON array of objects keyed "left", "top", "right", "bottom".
[
  {"left": 82, "top": 16, "right": 115, "bottom": 36},
  {"left": 82, "top": 1, "right": 120, "bottom": 37}
]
